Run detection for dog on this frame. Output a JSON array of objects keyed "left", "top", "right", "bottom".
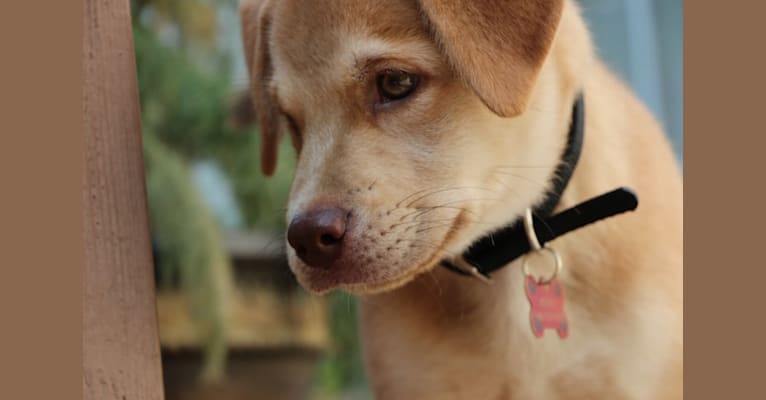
[{"left": 239, "top": 0, "right": 683, "bottom": 398}]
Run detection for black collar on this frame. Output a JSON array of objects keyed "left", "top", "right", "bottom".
[{"left": 441, "top": 94, "right": 639, "bottom": 278}]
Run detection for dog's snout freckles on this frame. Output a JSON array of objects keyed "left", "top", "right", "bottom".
[{"left": 284, "top": 187, "right": 466, "bottom": 294}]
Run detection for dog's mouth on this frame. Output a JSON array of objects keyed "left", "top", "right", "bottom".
[
  {"left": 288, "top": 207, "right": 467, "bottom": 295},
  {"left": 294, "top": 248, "right": 445, "bottom": 295}
]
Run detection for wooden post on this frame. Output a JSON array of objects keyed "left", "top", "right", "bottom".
[{"left": 82, "top": 0, "right": 165, "bottom": 399}]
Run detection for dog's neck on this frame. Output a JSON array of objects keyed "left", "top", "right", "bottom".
[
  {"left": 441, "top": 93, "right": 584, "bottom": 278},
  {"left": 358, "top": 95, "right": 586, "bottom": 396},
  {"left": 360, "top": 261, "right": 516, "bottom": 337},
  {"left": 358, "top": 162, "right": 592, "bottom": 396},
  {"left": 358, "top": 252, "right": 527, "bottom": 396}
]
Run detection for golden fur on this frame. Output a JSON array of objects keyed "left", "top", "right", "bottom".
[{"left": 240, "top": 0, "right": 683, "bottom": 398}]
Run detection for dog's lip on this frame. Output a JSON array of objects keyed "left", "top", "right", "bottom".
[
  {"left": 298, "top": 240, "right": 446, "bottom": 294},
  {"left": 298, "top": 252, "right": 437, "bottom": 295}
]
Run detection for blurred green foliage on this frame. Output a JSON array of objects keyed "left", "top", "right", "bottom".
[
  {"left": 143, "top": 133, "right": 231, "bottom": 381},
  {"left": 313, "top": 293, "right": 371, "bottom": 398},
  {"left": 133, "top": 21, "right": 294, "bottom": 230},
  {"left": 132, "top": 0, "right": 367, "bottom": 397}
]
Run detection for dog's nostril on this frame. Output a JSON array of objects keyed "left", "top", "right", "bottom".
[
  {"left": 287, "top": 206, "right": 349, "bottom": 269},
  {"left": 320, "top": 233, "right": 339, "bottom": 246}
]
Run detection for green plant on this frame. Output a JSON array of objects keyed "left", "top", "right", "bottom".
[
  {"left": 133, "top": 1, "right": 367, "bottom": 395},
  {"left": 144, "top": 133, "right": 232, "bottom": 380}
]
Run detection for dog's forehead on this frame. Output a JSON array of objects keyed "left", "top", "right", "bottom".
[
  {"left": 271, "top": 0, "right": 426, "bottom": 57},
  {"left": 269, "top": 0, "right": 433, "bottom": 101}
]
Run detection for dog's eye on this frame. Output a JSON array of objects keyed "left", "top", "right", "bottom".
[{"left": 377, "top": 70, "right": 419, "bottom": 102}]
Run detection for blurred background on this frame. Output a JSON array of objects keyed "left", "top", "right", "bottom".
[{"left": 132, "top": 0, "right": 682, "bottom": 399}]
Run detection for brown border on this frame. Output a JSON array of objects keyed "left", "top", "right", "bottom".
[
  {"left": 2, "top": 1, "right": 765, "bottom": 399},
  {"left": 0, "top": 1, "right": 82, "bottom": 399},
  {"left": 685, "top": 1, "right": 766, "bottom": 398}
]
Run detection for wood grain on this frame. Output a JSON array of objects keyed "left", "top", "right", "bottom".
[{"left": 82, "top": 0, "right": 165, "bottom": 398}]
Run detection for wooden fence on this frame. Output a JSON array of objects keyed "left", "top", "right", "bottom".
[{"left": 83, "top": 0, "right": 166, "bottom": 398}]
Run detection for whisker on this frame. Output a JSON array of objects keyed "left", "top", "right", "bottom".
[
  {"left": 414, "top": 224, "right": 456, "bottom": 234},
  {"left": 425, "top": 269, "right": 444, "bottom": 296},
  {"left": 427, "top": 197, "right": 504, "bottom": 209},
  {"left": 399, "top": 205, "right": 467, "bottom": 221},
  {"left": 494, "top": 164, "right": 557, "bottom": 169},
  {"left": 394, "top": 186, "right": 446, "bottom": 208},
  {"left": 404, "top": 186, "right": 496, "bottom": 208},
  {"left": 491, "top": 170, "right": 551, "bottom": 190},
  {"left": 388, "top": 217, "right": 458, "bottom": 229}
]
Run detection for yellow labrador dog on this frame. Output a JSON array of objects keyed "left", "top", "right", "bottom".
[{"left": 240, "top": 0, "right": 682, "bottom": 398}]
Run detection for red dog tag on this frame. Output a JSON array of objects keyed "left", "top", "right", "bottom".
[{"left": 525, "top": 276, "right": 569, "bottom": 339}]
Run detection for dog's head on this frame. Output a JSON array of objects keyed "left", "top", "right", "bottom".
[{"left": 241, "top": 0, "right": 582, "bottom": 294}]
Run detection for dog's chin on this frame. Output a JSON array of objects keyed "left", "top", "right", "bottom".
[
  {"left": 288, "top": 236, "right": 453, "bottom": 296},
  {"left": 291, "top": 262, "right": 435, "bottom": 295},
  {"left": 302, "top": 267, "right": 416, "bottom": 295}
]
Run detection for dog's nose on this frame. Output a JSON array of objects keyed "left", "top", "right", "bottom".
[{"left": 287, "top": 207, "right": 349, "bottom": 269}]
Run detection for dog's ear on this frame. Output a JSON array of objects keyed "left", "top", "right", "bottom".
[
  {"left": 417, "top": 0, "right": 564, "bottom": 117},
  {"left": 240, "top": 0, "right": 281, "bottom": 176}
]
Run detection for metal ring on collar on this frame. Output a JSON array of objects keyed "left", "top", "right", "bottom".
[
  {"left": 524, "top": 208, "right": 542, "bottom": 251},
  {"left": 521, "top": 246, "right": 563, "bottom": 285}
]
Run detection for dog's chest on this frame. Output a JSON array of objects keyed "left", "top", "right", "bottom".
[
  {"left": 359, "top": 283, "right": 656, "bottom": 400},
  {"left": 364, "top": 333, "right": 636, "bottom": 400}
]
